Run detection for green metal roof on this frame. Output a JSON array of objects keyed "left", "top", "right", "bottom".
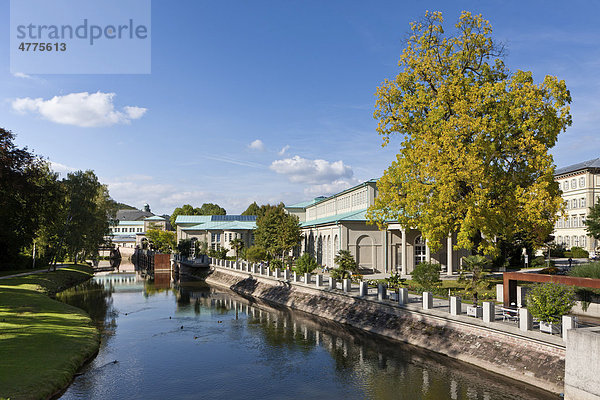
[
  {"left": 145, "top": 215, "right": 165, "bottom": 221},
  {"left": 181, "top": 220, "right": 257, "bottom": 231},
  {"left": 175, "top": 215, "right": 212, "bottom": 224},
  {"left": 116, "top": 221, "right": 145, "bottom": 226},
  {"left": 301, "top": 209, "right": 370, "bottom": 227}
]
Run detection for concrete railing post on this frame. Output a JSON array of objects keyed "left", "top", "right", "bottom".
[
  {"left": 328, "top": 277, "right": 336, "bottom": 290},
  {"left": 423, "top": 291, "right": 433, "bottom": 310},
  {"left": 259, "top": 265, "right": 265, "bottom": 275},
  {"left": 293, "top": 271, "right": 299, "bottom": 283},
  {"left": 450, "top": 296, "right": 461, "bottom": 315},
  {"left": 304, "top": 273, "right": 311, "bottom": 284},
  {"left": 519, "top": 308, "right": 532, "bottom": 332},
  {"left": 359, "top": 281, "right": 368, "bottom": 297},
  {"left": 377, "top": 284, "right": 387, "bottom": 301},
  {"left": 398, "top": 288, "right": 408, "bottom": 305},
  {"left": 482, "top": 301, "right": 495, "bottom": 324},
  {"left": 315, "top": 274, "right": 323, "bottom": 288},
  {"left": 562, "top": 315, "right": 576, "bottom": 342},
  {"left": 516, "top": 286, "right": 528, "bottom": 308},
  {"left": 283, "top": 269, "right": 290, "bottom": 280},
  {"left": 273, "top": 268, "right": 280, "bottom": 279},
  {"left": 343, "top": 278, "right": 351, "bottom": 293}
]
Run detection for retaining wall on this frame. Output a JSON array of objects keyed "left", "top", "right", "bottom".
[{"left": 206, "top": 267, "right": 566, "bottom": 394}]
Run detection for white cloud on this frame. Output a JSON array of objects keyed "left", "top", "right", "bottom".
[
  {"left": 13, "top": 72, "right": 32, "bottom": 79},
  {"left": 270, "top": 155, "right": 354, "bottom": 185},
  {"left": 49, "top": 160, "right": 77, "bottom": 175},
  {"left": 12, "top": 91, "right": 147, "bottom": 127},
  {"left": 278, "top": 144, "right": 290, "bottom": 155},
  {"left": 248, "top": 139, "right": 265, "bottom": 151},
  {"left": 304, "top": 178, "right": 361, "bottom": 197}
]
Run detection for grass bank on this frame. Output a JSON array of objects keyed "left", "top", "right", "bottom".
[{"left": 0, "top": 265, "right": 100, "bottom": 400}]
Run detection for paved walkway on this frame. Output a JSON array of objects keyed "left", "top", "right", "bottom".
[{"left": 0, "top": 265, "right": 69, "bottom": 280}]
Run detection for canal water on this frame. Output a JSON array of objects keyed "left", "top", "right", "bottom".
[{"left": 57, "top": 269, "right": 559, "bottom": 400}]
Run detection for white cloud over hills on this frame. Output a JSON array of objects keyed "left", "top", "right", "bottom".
[{"left": 12, "top": 91, "right": 147, "bottom": 127}]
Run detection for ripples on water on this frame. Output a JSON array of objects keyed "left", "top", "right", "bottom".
[{"left": 56, "top": 269, "right": 559, "bottom": 400}]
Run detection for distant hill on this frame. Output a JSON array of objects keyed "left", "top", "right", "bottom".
[{"left": 114, "top": 202, "right": 137, "bottom": 210}]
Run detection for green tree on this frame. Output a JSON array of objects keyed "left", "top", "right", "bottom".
[
  {"left": 255, "top": 205, "right": 302, "bottom": 262},
  {"left": 170, "top": 204, "right": 200, "bottom": 228},
  {"left": 411, "top": 262, "right": 441, "bottom": 291},
  {"left": 198, "top": 203, "right": 226, "bottom": 216},
  {"left": 294, "top": 253, "right": 318, "bottom": 274},
  {"left": 245, "top": 245, "right": 267, "bottom": 263},
  {"left": 331, "top": 250, "right": 359, "bottom": 280},
  {"left": 146, "top": 229, "right": 176, "bottom": 253},
  {"left": 0, "top": 128, "right": 63, "bottom": 267},
  {"left": 585, "top": 202, "right": 600, "bottom": 247},
  {"left": 58, "top": 170, "right": 113, "bottom": 264},
  {"left": 170, "top": 203, "right": 226, "bottom": 228},
  {"left": 526, "top": 283, "right": 576, "bottom": 323},
  {"left": 459, "top": 255, "right": 491, "bottom": 306},
  {"left": 241, "top": 202, "right": 261, "bottom": 216},
  {"left": 367, "top": 11, "right": 571, "bottom": 256},
  {"left": 230, "top": 238, "right": 245, "bottom": 261}
]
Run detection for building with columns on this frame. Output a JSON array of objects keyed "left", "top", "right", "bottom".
[
  {"left": 286, "top": 180, "right": 468, "bottom": 275},
  {"left": 553, "top": 158, "right": 600, "bottom": 255}
]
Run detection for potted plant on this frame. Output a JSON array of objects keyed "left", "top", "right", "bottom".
[
  {"left": 526, "top": 283, "right": 576, "bottom": 334},
  {"left": 460, "top": 255, "right": 491, "bottom": 318}
]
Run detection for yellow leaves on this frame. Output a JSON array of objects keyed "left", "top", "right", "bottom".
[{"left": 369, "top": 11, "right": 571, "bottom": 255}]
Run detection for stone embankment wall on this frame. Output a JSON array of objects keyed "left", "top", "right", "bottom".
[{"left": 206, "top": 268, "right": 566, "bottom": 394}]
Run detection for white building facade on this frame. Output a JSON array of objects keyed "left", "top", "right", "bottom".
[
  {"left": 286, "top": 180, "right": 467, "bottom": 275},
  {"left": 553, "top": 158, "right": 600, "bottom": 254}
]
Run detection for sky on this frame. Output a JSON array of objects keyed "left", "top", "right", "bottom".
[{"left": 1, "top": 0, "right": 599, "bottom": 215}]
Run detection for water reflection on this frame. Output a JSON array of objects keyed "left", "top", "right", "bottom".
[{"left": 58, "top": 271, "right": 559, "bottom": 400}]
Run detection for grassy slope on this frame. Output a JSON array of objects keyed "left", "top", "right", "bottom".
[{"left": 0, "top": 265, "right": 100, "bottom": 400}]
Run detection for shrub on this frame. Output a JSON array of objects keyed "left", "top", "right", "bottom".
[
  {"left": 245, "top": 245, "right": 267, "bottom": 263},
  {"left": 412, "top": 262, "right": 441, "bottom": 291},
  {"left": 526, "top": 283, "right": 576, "bottom": 323},
  {"left": 539, "top": 267, "right": 559, "bottom": 275},
  {"left": 550, "top": 244, "right": 566, "bottom": 258},
  {"left": 385, "top": 273, "right": 407, "bottom": 290},
  {"left": 570, "top": 246, "right": 589, "bottom": 259},
  {"left": 294, "top": 253, "right": 318, "bottom": 274},
  {"left": 531, "top": 256, "right": 555, "bottom": 268}
]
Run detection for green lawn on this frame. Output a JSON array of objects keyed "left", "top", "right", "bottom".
[{"left": 0, "top": 265, "right": 100, "bottom": 400}]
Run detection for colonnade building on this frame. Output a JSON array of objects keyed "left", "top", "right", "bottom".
[
  {"left": 553, "top": 158, "right": 600, "bottom": 255},
  {"left": 285, "top": 180, "right": 467, "bottom": 275}
]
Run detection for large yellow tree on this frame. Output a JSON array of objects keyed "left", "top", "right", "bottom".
[{"left": 367, "top": 11, "right": 571, "bottom": 256}]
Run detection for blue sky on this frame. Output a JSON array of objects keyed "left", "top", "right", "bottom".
[{"left": 1, "top": 0, "right": 599, "bottom": 215}]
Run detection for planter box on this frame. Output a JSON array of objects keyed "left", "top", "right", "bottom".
[
  {"left": 467, "top": 306, "right": 483, "bottom": 318},
  {"left": 540, "top": 321, "right": 561, "bottom": 335}
]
